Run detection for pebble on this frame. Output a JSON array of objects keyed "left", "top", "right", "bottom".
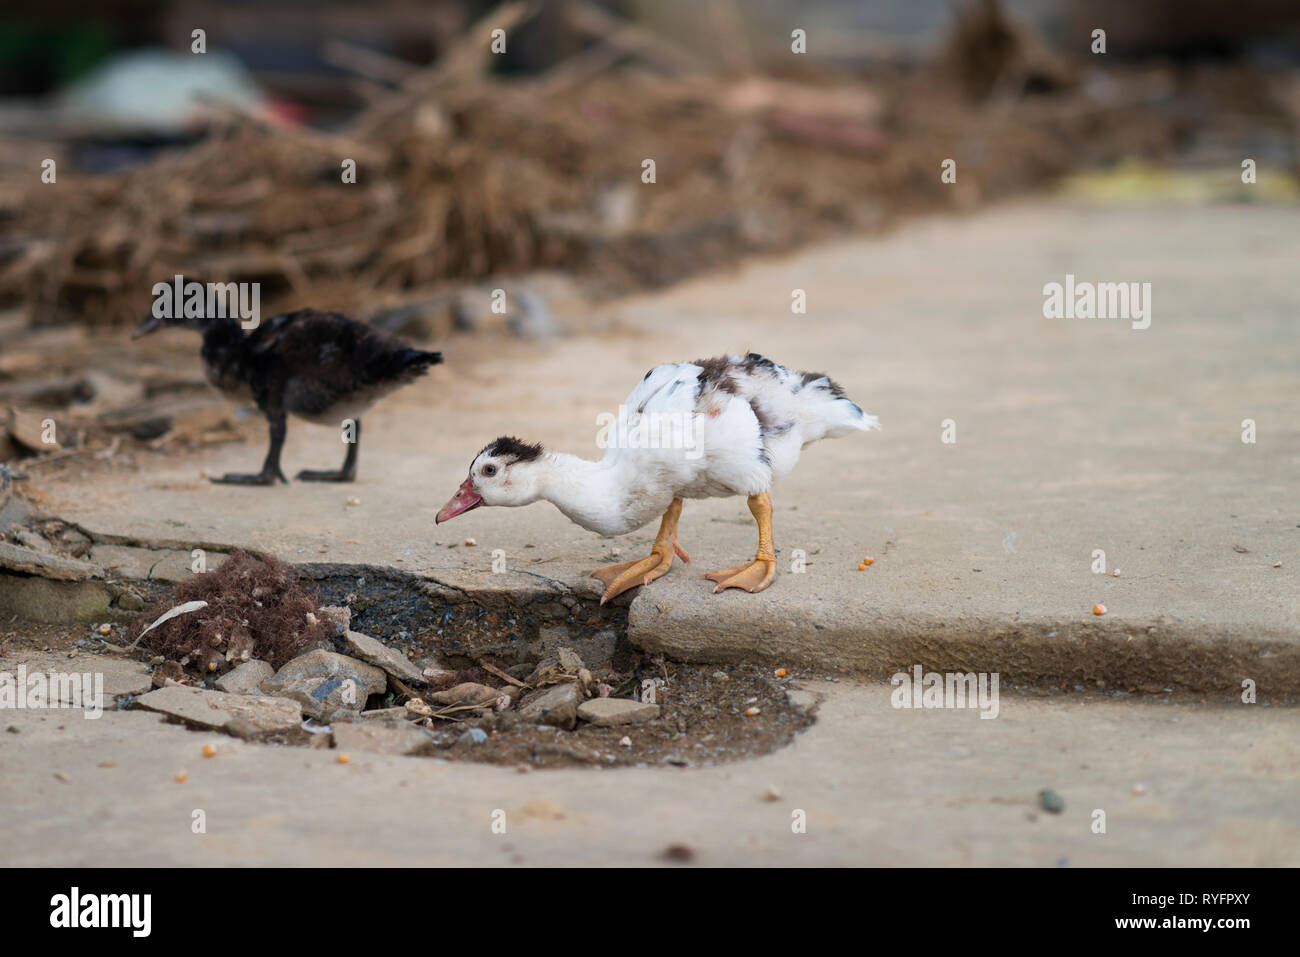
[
  {"left": 1038, "top": 788, "right": 1065, "bottom": 813},
  {"left": 457, "top": 727, "right": 489, "bottom": 746},
  {"left": 661, "top": 843, "right": 695, "bottom": 863},
  {"left": 620, "top": 736, "right": 632, "bottom": 748},
  {"left": 577, "top": 697, "right": 659, "bottom": 727},
  {"left": 744, "top": 706, "right": 761, "bottom": 717},
  {"left": 764, "top": 786, "right": 782, "bottom": 802}
]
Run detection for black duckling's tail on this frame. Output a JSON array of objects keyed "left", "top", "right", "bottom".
[{"left": 385, "top": 348, "right": 443, "bottom": 380}]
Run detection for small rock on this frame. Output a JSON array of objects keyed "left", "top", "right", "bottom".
[
  {"left": 341, "top": 629, "right": 427, "bottom": 686},
  {"left": 1038, "top": 788, "right": 1065, "bottom": 814},
  {"left": 661, "top": 843, "right": 695, "bottom": 863},
  {"left": 261, "top": 650, "right": 386, "bottom": 719},
  {"left": 457, "top": 727, "right": 489, "bottom": 746},
  {"left": 519, "top": 682, "right": 580, "bottom": 730},
  {"left": 115, "top": 588, "right": 145, "bottom": 611},
  {"left": 557, "top": 646, "right": 584, "bottom": 672},
  {"left": 764, "top": 786, "right": 782, "bottom": 802},
  {"left": 317, "top": 605, "right": 352, "bottom": 636},
  {"left": 132, "top": 685, "right": 302, "bottom": 735},
  {"left": 332, "top": 720, "right": 431, "bottom": 756},
  {"left": 577, "top": 697, "right": 660, "bottom": 727},
  {"left": 214, "top": 659, "right": 273, "bottom": 694},
  {"left": 430, "top": 682, "right": 501, "bottom": 708},
  {"left": 360, "top": 707, "right": 411, "bottom": 721},
  {"left": 0, "top": 541, "right": 104, "bottom": 581},
  {"left": 785, "top": 689, "right": 818, "bottom": 714},
  {"left": 151, "top": 660, "right": 186, "bottom": 688},
  {"left": 620, "top": 735, "right": 632, "bottom": 748},
  {"left": 265, "top": 677, "right": 364, "bottom": 721}
]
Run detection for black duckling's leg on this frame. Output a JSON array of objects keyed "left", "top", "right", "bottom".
[
  {"left": 297, "top": 417, "right": 359, "bottom": 482},
  {"left": 211, "top": 410, "right": 289, "bottom": 486}
]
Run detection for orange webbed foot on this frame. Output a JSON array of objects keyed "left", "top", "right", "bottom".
[
  {"left": 591, "top": 546, "right": 678, "bottom": 604},
  {"left": 704, "top": 558, "right": 776, "bottom": 594}
]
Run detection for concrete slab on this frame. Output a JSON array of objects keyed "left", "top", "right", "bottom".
[
  {"left": 31, "top": 200, "right": 1300, "bottom": 690},
  {"left": 0, "top": 680, "right": 1295, "bottom": 866}
]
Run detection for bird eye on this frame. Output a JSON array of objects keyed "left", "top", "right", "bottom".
[{"left": 483, "top": 464, "right": 497, "bottom": 477}]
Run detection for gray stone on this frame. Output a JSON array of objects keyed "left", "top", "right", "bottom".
[
  {"left": 0, "top": 574, "right": 112, "bottom": 623},
  {"left": 263, "top": 650, "right": 385, "bottom": 697},
  {"left": 332, "top": 720, "right": 431, "bottom": 756},
  {"left": 318, "top": 606, "right": 351, "bottom": 636},
  {"left": 13, "top": 528, "right": 52, "bottom": 552},
  {"left": 519, "top": 683, "right": 580, "bottom": 730},
  {"left": 537, "top": 625, "right": 618, "bottom": 670},
  {"left": 131, "top": 685, "right": 302, "bottom": 734},
  {"left": 261, "top": 650, "right": 386, "bottom": 720},
  {"left": 263, "top": 677, "right": 359, "bottom": 721},
  {"left": 785, "top": 689, "right": 819, "bottom": 715},
  {"left": 457, "top": 727, "right": 488, "bottom": 746},
  {"left": 91, "top": 545, "right": 220, "bottom": 583},
  {"left": 430, "top": 682, "right": 499, "bottom": 707},
  {"left": 0, "top": 494, "right": 34, "bottom": 531},
  {"left": 215, "top": 659, "right": 274, "bottom": 694},
  {"left": 0, "top": 541, "right": 103, "bottom": 581},
  {"left": 360, "top": 707, "right": 411, "bottom": 721},
  {"left": 577, "top": 697, "right": 660, "bottom": 727},
  {"left": 341, "top": 629, "right": 426, "bottom": 686}
]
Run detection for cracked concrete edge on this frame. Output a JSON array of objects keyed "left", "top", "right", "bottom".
[
  {"left": 626, "top": 601, "right": 1300, "bottom": 695},
  {"left": 13, "top": 515, "right": 1298, "bottom": 694}
]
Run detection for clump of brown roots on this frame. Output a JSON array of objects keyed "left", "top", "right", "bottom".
[{"left": 128, "top": 551, "right": 328, "bottom": 674}]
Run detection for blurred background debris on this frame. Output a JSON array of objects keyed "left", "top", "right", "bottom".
[{"left": 1, "top": 0, "right": 1297, "bottom": 478}]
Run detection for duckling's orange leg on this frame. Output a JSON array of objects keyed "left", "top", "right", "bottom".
[
  {"left": 705, "top": 492, "right": 776, "bottom": 594},
  {"left": 590, "top": 498, "right": 689, "bottom": 605}
]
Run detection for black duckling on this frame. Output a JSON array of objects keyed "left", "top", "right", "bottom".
[{"left": 134, "top": 290, "right": 442, "bottom": 485}]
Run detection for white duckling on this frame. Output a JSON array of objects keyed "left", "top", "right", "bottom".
[{"left": 436, "top": 353, "right": 879, "bottom": 602}]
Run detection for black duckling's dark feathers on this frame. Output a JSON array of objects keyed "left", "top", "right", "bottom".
[{"left": 203, "top": 308, "right": 440, "bottom": 420}]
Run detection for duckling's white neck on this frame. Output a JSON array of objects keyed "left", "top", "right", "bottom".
[{"left": 532, "top": 452, "right": 657, "bottom": 536}]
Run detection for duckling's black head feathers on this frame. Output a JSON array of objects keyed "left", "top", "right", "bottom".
[{"left": 480, "top": 436, "right": 544, "bottom": 464}]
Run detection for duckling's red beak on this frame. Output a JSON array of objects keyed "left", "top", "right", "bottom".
[{"left": 436, "top": 478, "right": 482, "bottom": 524}]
